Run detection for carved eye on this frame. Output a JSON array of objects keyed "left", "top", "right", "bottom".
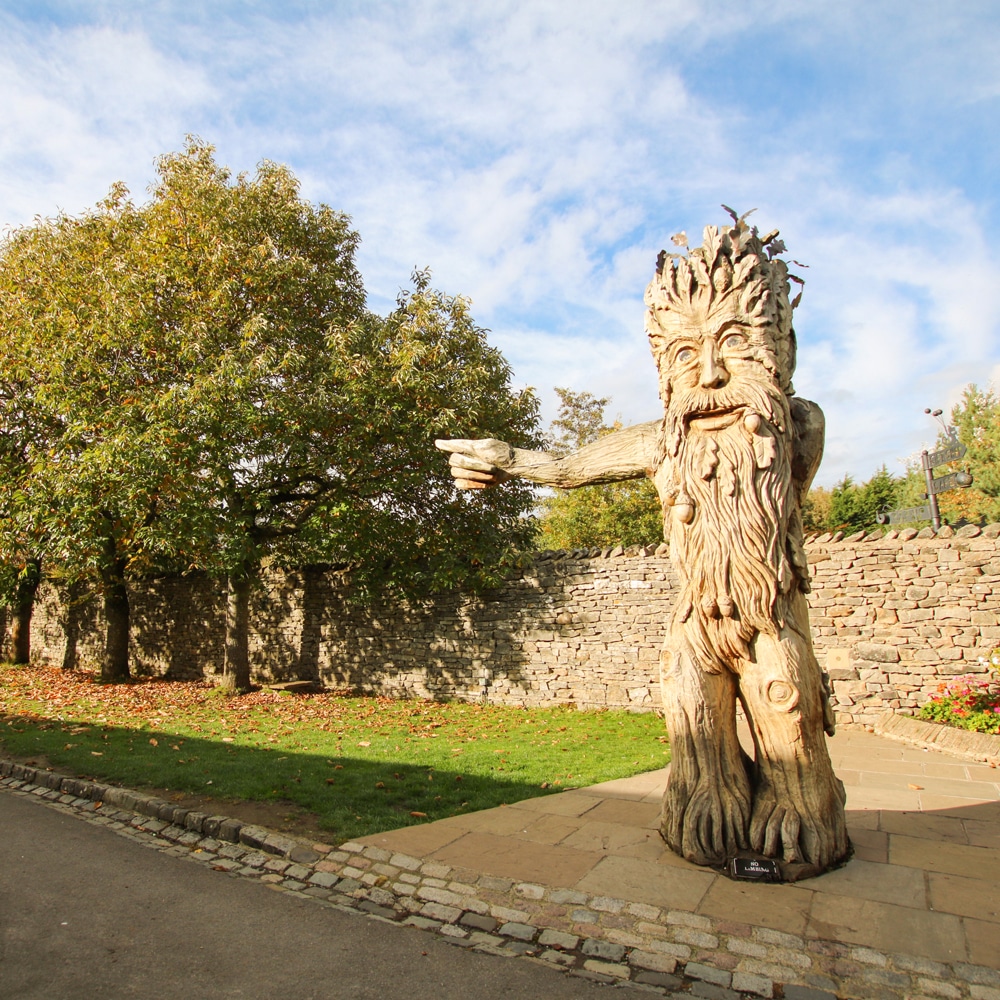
[
  {"left": 675, "top": 346, "right": 695, "bottom": 364},
  {"left": 721, "top": 331, "right": 747, "bottom": 351}
]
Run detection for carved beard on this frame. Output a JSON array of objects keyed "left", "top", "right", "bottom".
[{"left": 658, "top": 375, "right": 794, "bottom": 673}]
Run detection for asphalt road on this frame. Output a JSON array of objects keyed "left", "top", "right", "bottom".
[{"left": 0, "top": 791, "right": 626, "bottom": 1000}]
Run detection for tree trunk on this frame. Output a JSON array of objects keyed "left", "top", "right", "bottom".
[
  {"left": 221, "top": 570, "right": 253, "bottom": 693},
  {"left": 296, "top": 566, "right": 323, "bottom": 682},
  {"left": 100, "top": 551, "right": 131, "bottom": 683},
  {"left": 61, "top": 582, "right": 83, "bottom": 671},
  {"left": 10, "top": 559, "right": 42, "bottom": 665}
]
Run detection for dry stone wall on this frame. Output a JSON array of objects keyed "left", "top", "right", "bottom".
[
  {"left": 806, "top": 522, "right": 1000, "bottom": 725},
  {"left": 12, "top": 525, "right": 1000, "bottom": 726}
]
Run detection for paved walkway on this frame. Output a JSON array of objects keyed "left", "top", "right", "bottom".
[
  {"left": 4, "top": 727, "right": 998, "bottom": 999},
  {"left": 359, "top": 728, "right": 1000, "bottom": 975},
  {"left": 0, "top": 790, "right": 625, "bottom": 1000}
]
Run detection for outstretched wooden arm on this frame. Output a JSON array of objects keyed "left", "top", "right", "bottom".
[{"left": 436, "top": 420, "right": 661, "bottom": 490}]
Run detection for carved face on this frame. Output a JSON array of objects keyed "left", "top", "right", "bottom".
[{"left": 653, "top": 304, "right": 786, "bottom": 434}]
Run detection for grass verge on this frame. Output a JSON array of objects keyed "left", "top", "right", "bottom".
[{"left": 0, "top": 663, "right": 669, "bottom": 844}]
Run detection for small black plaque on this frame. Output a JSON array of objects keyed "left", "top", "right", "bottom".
[{"left": 729, "top": 857, "right": 782, "bottom": 882}]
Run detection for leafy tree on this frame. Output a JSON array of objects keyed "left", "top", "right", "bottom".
[
  {"left": 885, "top": 387, "right": 999, "bottom": 528},
  {"left": 0, "top": 186, "right": 161, "bottom": 680},
  {"left": 857, "top": 465, "right": 902, "bottom": 529},
  {"left": 826, "top": 475, "right": 860, "bottom": 532},
  {"left": 947, "top": 384, "right": 1000, "bottom": 523},
  {"left": 801, "top": 386, "right": 1000, "bottom": 536},
  {"left": 0, "top": 376, "right": 44, "bottom": 663},
  {"left": 0, "top": 140, "right": 540, "bottom": 689},
  {"left": 535, "top": 388, "right": 662, "bottom": 549},
  {"left": 544, "top": 387, "right": 611, "bottom": 456},
  {"left": 801, "top": 486, "right": 832, "bottom": 533},
  {"left": 824, "top": 467, "right": 903, "bottom": 533}
]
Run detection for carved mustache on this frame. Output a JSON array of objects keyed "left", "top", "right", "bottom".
[{"left": 669, "top": 381, "right": 785, "bottom": 433}]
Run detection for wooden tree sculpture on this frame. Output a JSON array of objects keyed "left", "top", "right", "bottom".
[{"left": 438, "top": 210, "right": 849, "bottom": 878}]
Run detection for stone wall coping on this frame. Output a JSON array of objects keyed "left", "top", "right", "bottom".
[{"left": 804, "top": 522, "right": 1000, "bottom": 547}]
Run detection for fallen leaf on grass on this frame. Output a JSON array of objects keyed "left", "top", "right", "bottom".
[{"left": 410, "top": 811, "right": 426, "bottom": 818}]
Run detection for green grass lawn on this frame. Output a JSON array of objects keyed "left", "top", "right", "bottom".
[{"left": 0, "top": 663, "right": 669, "bottom": 843}]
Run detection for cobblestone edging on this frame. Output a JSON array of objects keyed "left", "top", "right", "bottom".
[{"left": 5, "top": 762, "right": 1000, "bottom": 1000}]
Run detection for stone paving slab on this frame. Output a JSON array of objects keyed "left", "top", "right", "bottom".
[
  {"left": 357, "top": 727, "right": 1000, "bottom": 991},
  {"left": 4, "top": 726, "right": 1000, "bottom": 1000}
]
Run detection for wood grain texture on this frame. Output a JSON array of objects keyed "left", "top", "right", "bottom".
[{"left": 439, "top": 215, "right": 849, "bottom": 876}]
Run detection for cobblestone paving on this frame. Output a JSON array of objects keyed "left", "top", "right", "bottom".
[{"left": 4, "top": 759, "right": 999, "bottom": 1000}]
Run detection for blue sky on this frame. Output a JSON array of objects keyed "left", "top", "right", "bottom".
[{"left": 2, "top": 1, "right": 998, "bottom": 486}]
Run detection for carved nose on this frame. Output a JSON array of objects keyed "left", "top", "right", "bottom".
[{"left": 700, "top": 341, "right": 729, "bottom": 388}]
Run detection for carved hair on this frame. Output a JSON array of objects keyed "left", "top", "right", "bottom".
[
  {"left": 646, "top": 211, "right": 807, "bottom": 670},
  {"left": 644, "top": 209, "right": 802, "bottom": 395}
]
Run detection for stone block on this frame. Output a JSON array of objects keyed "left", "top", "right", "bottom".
[
  {"left": 854, "top": 642, "right": 899, "bottom": 662},
  {"left": 783, "top": 988, "right": 838, "bottom": 1000},
  {"left": 732, "top": 971, "right": 774, "bottom": 998},
  {"left": 689, "top": 981, "right": 741, "bottom": 1000},
  {"left": 628, "top": 950, "right": 677, "bottom": 973},
  {"left": 581, "top": 959, "right": 630, "bottom": 980},
  {"left": 684, "top": 961, "right": 732, "bottom": 987},
  {"left": 537, "top": 928, "right": 578, "bottom": 950},
  {"left": 498, "top": 921, "right": 537, "bottom": 941},
  {"left": 581, "top": 938, "right": 625, "bottom": 962},
  {"left": 421, "top": 902, "right": 462, "bottom": 924}
]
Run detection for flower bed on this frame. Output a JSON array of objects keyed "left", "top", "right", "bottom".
[{"left": 917, "top": 651, "right": 1000, "bottom": 736}]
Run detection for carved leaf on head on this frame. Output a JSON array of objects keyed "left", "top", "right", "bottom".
[
  {"left": 732, "top": 255, "right": 757, "bottom": 289},
  {"left": 671, "top": 231, "right": 688, "bottom": 248},
  {"left": 789, "top": 272, "right": 805, "bottom": 309}
]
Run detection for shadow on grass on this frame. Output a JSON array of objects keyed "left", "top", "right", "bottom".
[{"left": 0, "top": 711, "right": 574, "bottom": 844}]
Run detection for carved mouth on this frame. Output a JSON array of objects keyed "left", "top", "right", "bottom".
[{"left": 686, "top": 407, "right": 744, "bottom": 431}]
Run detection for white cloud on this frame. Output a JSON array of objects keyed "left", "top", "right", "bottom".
[
  {"left": 0, "top": 1, "right": 997, "bottom": 492},
  {"left": 0, "top": 19, "right": 214, "bottom": 220}
]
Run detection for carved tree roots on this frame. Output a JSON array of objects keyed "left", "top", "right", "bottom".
[{"left": 659, "top": 627, "right": 849, "bottom": 879}]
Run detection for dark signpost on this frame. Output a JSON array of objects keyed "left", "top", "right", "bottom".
[{"left": 877, "top": 408, "right": 973, "bottom": 529}]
